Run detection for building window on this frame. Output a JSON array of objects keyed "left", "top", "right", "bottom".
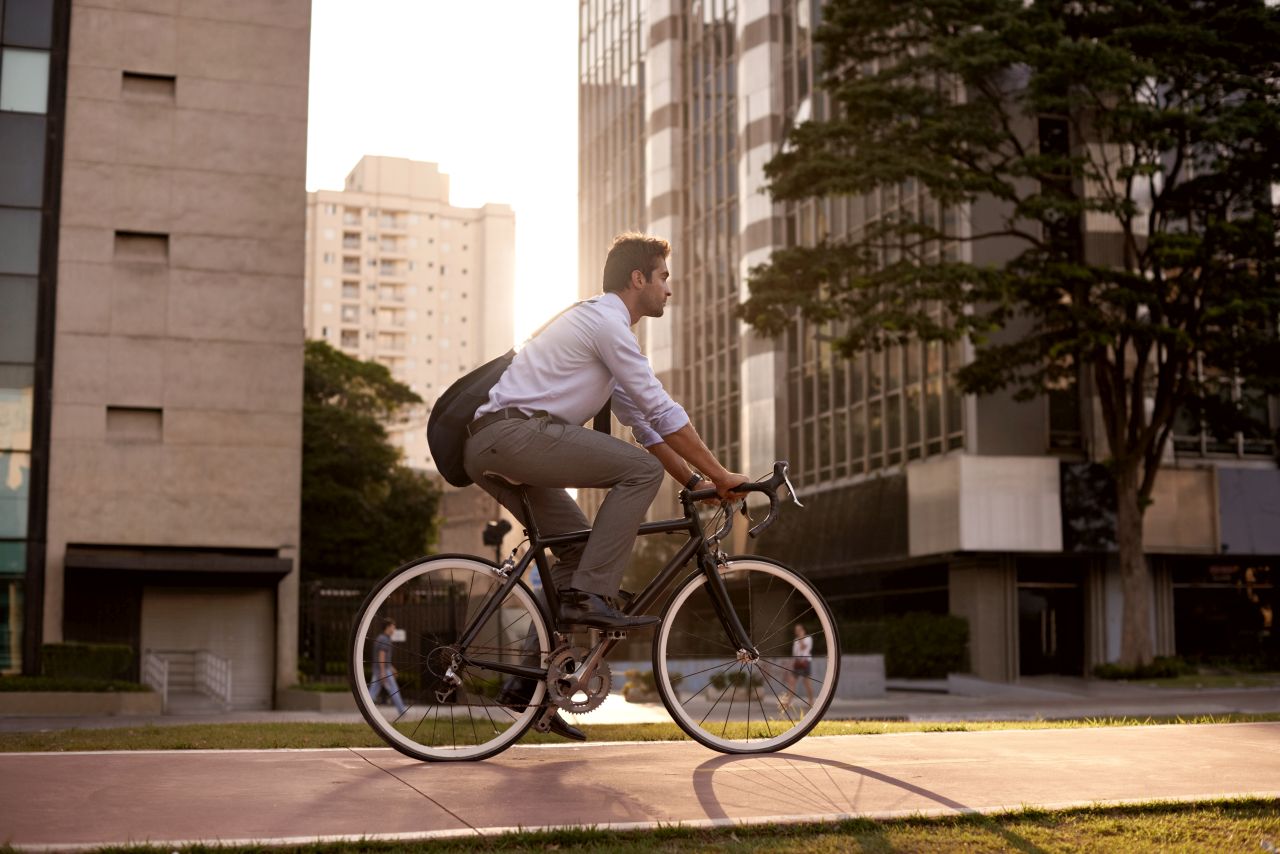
[{"left": 0, "top": 48, "right": 50, "bottom": 113}]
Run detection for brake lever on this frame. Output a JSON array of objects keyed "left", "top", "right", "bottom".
[{"left": 781, "top": 467, "right": 804, "bottom": 507}]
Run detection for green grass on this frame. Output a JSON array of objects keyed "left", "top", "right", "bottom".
[
  {"left": 1, "top": 713, "right": 1277, "bottom": 753},
  {"left": 46, "top": 798, "right": 1280, "bottom": 853}
]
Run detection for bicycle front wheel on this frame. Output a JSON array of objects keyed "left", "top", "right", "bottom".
[
  {"left": 349, "top": 554, "right": 551, "bottom": 761},
  {"left": 654, "top": 557, "right": 839, "bottom": 754}
]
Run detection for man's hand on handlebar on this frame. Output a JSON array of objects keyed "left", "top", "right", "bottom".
[
  {"left": 711, "top": 470, "right": 749, "bottom": 501},
  {"left": 686, "top": 462, "right": 799, "bottom": 538}
]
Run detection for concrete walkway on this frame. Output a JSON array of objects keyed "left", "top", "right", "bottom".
[
  {"left": 1, "top": 723, "right": 1278, "bottom": 849},
  {"left": 2, "top": 679, "right": 1277, "bottom": 733}
]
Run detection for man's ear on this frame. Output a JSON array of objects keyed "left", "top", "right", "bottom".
[{"left": 630, "top": 268, "right": 647, "bottom": 289}]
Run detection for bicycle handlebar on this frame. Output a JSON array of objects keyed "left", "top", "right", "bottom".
[{"left": 686, "top": 461, "right": 803, "bottom": 540}]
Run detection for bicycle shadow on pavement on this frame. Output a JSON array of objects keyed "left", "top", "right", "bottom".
[{"left": 690, "top": 751, "right": 1050, "bottom": 854}]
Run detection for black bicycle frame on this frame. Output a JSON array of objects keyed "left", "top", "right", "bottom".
[{"left": 457, "top": 490, "right": 758, "bottom": 683}]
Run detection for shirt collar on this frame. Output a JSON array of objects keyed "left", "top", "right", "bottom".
[{"left": 599, "top": 291, "right": 633, "bottom": 326}]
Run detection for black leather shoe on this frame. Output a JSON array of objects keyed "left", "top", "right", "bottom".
[
  {"left": 548, "top": 713, "right": 586, "bottom": 741},
  {"left": 496, "top": 686, "right": 586, "bottom": 742},
  {"left": 557, "top": 589, "right": 660, "bottom": 630}
]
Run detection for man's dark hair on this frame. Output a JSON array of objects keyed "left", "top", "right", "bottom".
[
  {"left": 380, "top": 617, "right": 396, "bottom": 632},
  {"left": 602, "top": 233, "right": 671, "bottom": 293}
]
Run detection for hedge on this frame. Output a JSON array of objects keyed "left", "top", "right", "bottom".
[
  {"left": 841, "top": 612, "right": 969, "bottom": 679},
  {"left": 41, "top": 642, "right": 134, "bottom": 681},
  {"left": 0, "top": 675, "right": 150, "bottom": 692},
  {"left": 1092, "top": 656, "right": 1196, "bottom": 680}
]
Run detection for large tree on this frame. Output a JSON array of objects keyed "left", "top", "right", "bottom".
[
  {"left": 301, "top": 341, "right": 441, "bottom": 580},
  {"left": 740, "top": 0, "right": 1280, "bottom": 665}
]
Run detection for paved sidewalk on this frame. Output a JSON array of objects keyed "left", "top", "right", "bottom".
[
  {"left": 1, "top": 722, "right": 1277, "bottom": 849},
  {"left": 1, "top": 680, "right": 1277, "bottom": 733}
]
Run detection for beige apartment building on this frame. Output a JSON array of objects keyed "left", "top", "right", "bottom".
[
  {"left": 303, "top": 156, "right": 515, "bottom": 473},
  {"left": 303, "top": 156, "right": 516, "bottom": 553},
  {"left": 3, "top": 0, "right": 310, "bottom": 709}
]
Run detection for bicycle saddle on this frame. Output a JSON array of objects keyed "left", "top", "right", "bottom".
[{"left": 483, "top": 471, "right": 525, "bottom": 489}]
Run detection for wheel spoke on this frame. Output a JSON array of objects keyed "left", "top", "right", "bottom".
[
  {"left": 352, "top": 558, "right": 548, "bottom": 760},
  {"left": 656, "top": 559, "right": 837, "bottom": 755}
]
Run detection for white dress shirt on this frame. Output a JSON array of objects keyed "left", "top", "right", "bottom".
[{"left": 476, "top": 293, "right": 689, "bottom": 447}]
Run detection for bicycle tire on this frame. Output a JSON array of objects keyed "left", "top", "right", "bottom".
[
  {"left": 349, "top": 554, "right": 551, "bottom": 762},
  {"left": 653, "top": 557, "right": 840, "bottom": 754}
]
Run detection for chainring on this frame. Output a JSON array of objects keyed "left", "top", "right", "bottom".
[{"left": 546, "top": 646, "right": 611, "bottom": 714}]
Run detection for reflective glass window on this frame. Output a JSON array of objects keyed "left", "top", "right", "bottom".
[
  {"left": 0, "top": 113, "right": 45, "bottom": 206},
  {"left": 0, "top": 564, "right": 21, "bottom": 674},
  {"left": 0, "top": 209, "right": 40, "bottom": 274},
  {"left": 0, "top": 365, "right": 33, "bottom": 451},
  {"left": 0, "top": 540, "right": 24, "bottom": 575},
  {"left": 0, "top": 47, "right": 49, "bottom": 113},
  {"left": 0, "top": 277, "right": 37, "bottom": 361},
  {"left": 0, "top": 451, "right": 29, "bottom": 537},
  {"left": 3, "top": 0, "right": 54, "bottom": 47}
]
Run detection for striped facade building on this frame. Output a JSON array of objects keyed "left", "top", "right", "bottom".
[{"left": 577, "top": 0, "right": 1279, "bottom": 680}]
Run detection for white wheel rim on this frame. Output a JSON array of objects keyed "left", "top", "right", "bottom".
[
  {"left": 353, "top": 557, "right": 548, "bottom": 759},
  {"left": 656, "top": 559, "right": 837, "bottom": 752}
]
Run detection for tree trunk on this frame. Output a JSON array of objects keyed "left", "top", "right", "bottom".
[{"left": 1115, "top": 464, "right": 1154, "bottom": 667}]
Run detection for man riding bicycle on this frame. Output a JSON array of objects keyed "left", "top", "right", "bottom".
[{"left": 462, "top": 232, "right": 746, "bottom": 739}]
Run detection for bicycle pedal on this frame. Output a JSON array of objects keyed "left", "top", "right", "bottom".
[{"left": 605, "top": 629, "right": 628, "bottom": 641}]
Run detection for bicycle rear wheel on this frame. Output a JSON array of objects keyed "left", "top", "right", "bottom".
[
  {"left": 349, "top": 554, "right": 551, "bottom": 762},
  {"left": 653, "top": 557, "right": 839, "bottom": 754}
]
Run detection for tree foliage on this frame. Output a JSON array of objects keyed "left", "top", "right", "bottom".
[
  {"left": 741, "top": 0, "right": 1280, "bottom": 665},
  {"left": 301, "top": 341, "right": 441, "bottom": 580}
]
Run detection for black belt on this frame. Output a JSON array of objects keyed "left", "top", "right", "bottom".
[{"left": 466, "top": 408, "right": 549, "bottom": 437}]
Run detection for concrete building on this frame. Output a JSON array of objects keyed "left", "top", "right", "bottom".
[
  {"left": 577, "top": 0, "right": 1279, "bottom": 680},
  {"left": 303, "top": 156, "right": 517, "bottom": 554},
  {"left": 2, "top": 0, "right": 310, "bottom": 709}
]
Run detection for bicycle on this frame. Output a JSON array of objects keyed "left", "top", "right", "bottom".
[{"left": 348, "top": 460, "right": 840, "bottom": 761}]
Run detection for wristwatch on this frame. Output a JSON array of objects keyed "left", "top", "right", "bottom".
[{"left": 685, "top": 472, "right": 703, "bottom": 491}]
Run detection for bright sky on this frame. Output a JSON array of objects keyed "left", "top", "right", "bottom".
[{"left": 306, "top": 0, "right": 579, "bottom": 343}]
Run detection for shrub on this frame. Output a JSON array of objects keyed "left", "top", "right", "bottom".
[
  {"left": 885, "top": 613, "right": 969, "bottom": 679},
  {"left": 0, "top": 675, "right": 149, "bottom": 692},
  {"left": 839, "top": 613, "right": 970, "bottom": 679},
  {"left": 41, "top": 642, "right": 134, "bottom": 681},
  {"left": 623, "top": 669, "right": 681, "bottom": 701},
  {"left": 1093, "top": 656, "right": 1196, "bottom": 680},
  {"left": 709, "top": 671, "right": 761, "bottom": 690}
]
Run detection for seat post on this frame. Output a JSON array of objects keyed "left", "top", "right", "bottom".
[
  {"left": 483, "top": 472, "right": 542, "bottom": 543},
  {"left": 517, "top": 487, "right": 540, "bottom": 542}
]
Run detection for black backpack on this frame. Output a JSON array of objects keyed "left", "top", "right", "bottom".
[
  {"left": 427, "top": 350, "right": 519, "bottom": 487},
  {"left": 426, "top": 301, "right": 609, "bottom": 487}
]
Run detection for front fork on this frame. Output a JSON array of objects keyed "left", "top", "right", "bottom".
[{"left": 700, "top": 549, "right": 759, "bottom": 660}]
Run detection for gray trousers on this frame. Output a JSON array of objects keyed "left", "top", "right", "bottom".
[{"left": 462, "top": 414, "right": 664, "bottom": 596}]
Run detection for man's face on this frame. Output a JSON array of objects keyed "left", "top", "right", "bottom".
[{"left": 639, "top": 257, "right": 672, "bottom": 318}]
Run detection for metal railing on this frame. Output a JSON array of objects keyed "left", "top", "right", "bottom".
[
  {"left": 195, "top": 650, "right": 233, "bottom": 710},
  {"left": 141, "top": 652, "right": 169, "bottom": 713}
]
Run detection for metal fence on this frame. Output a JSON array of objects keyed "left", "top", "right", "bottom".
[{"left": 299, "top": 577, "right": 374, "bottom": 685}]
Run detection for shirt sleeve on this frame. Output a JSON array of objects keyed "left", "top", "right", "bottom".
[{"left": 595, "top": 319, "right": 689, "bottom": 447}]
